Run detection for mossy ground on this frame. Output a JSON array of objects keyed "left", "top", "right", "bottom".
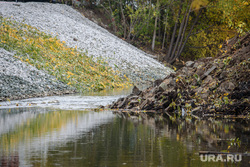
[{"left": 0, "top": 17, "right": 132, "bottom": 92}]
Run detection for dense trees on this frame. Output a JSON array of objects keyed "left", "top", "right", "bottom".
[{"left": 78, "top": 0, "right": 249, "bottom": 64}]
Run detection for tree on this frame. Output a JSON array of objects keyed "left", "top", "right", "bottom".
[
  {"left": 86, "top": 0, "right": 249, "bottom": 64},
  {"left": 152, "top": 0, "right": 160, "bottom": 51},
  {"left": 163, "top": 0, "right": 209, "bottom": 64}
]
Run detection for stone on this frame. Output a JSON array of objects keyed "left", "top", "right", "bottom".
[
  {"left": 203, "top": 75, "right": 213, "bottom": 85},
  {"left": 132, "top": 86, "right": 141, "bottom": 95},
  {"left": 194, "top": 87, "right": 203, "bottom": 94},
  {"left": 186, "top": 61, "right": 195, "bottom": 67},
  {"left": 193, "top": 62, "right": 205, "bottom": 68},
  {"left": 150, "top": 86, "right": 164, "bottom": 95},
  {"left": 208, "top": 81, "right": 218, "bottom": 91},
  {"left": 196, "top": 67, "right": 205, "bottom": 77},
  {"left": 219, "top": 71, "right": 228, "bottom": 80},
  {"left": 139, "top": 99, "right": 149, "bottom": 109},
  {"left": 218, "top": 62, "right": 225, "bottom": 68},
  {"left": 48, "top": 100, "right": 59, "bottom": 103},
  {"left": 130, "top": 99, "right": 139, "bottom": 104},
  {"left": 128, "top": 96, "right": 139, "bottom": 101},
  {"left": 181, "top": 67, "right": 188, "bottom": 75},
  {"left": 117, "top": 97, "right": 128, "bottom": 108},
  {"left": 218, "top": 81, "right": 235, "bottom": 93},
  {"left": 153, "top": 79, "right": 163, "bottom": 87},
  {"left": 159, "top": 77, "right": 175, "bottom": 91},
  {"left": 109, "top": 102, "right": 117, "bottom": 109},
  {"left": 201, "top": 65, "right": 217, "bottom": 80},
  {"left": 184, "top": 67, "right": 196, "bottom": 77}
]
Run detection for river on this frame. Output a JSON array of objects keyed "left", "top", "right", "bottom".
[{"left": 0, "top": 88, "right": 249, "bottom": 167}]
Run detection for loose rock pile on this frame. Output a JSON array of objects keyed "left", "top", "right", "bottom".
[
  {"left": 110, "top": 33, "right": 250, "bottom": 118},
  {"left": 0, "top": 48, "right": 76, "bottom": 101},
  {"left": 0, "top": 2, "right": 172, "bottom": 84}
]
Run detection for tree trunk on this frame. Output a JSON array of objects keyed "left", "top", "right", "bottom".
[
  {"left": 169, "top": 4, "right": 189, "bottom": 61},
  {"left": 164, "top": 4, "right": 182, "bottom": 62},
  {"left": 152, "top": 0, "right": 159, "bottom": 52},
  {"left": 152, "top": 15, "right": 158, "bottom": 51},
  {"left": 146, "top": 0, "right": 152, "bottom": 31},
  {"left": 108, "top": 0, "right": 116, "bottom": 33},
  {"left": 119, "top": 0, "right": 126, "bottom": 38},
  {"left": 176, "top": 10, "right": 201, "bottom": 60},
  {"left": 158, "top": 17, "right": 161, "bottom": 42},
  {"left": 162, "top": 13, "right": 169, "bottom": 49}
]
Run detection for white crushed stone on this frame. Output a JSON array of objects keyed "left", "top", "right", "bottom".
[
  {"left": 0, "top": 48, "right": 52, "bottom": 85},
  {"left": 0, "top": 48, "right": 75, "bottom": 101},
  {"left": 0, "top": 2, "right": 173, "bottom": 83}
]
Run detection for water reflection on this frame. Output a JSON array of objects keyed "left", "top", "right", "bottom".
[
  {"left": 0, "top": 109, "right": 115, "bottom": 166},
  {"left": 0, "top": 108, "right": 249, "bottom": 167}
]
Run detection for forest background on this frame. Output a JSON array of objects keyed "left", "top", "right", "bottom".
[{"left": 67, "top": 0, "right": 249, "bottom": 65}]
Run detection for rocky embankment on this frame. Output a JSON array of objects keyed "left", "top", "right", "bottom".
[
  {"left": 0, "top": 2, "right": 172, "bottom": 84},
  {"left": 0, "top": 48, "right": 76, "bottom": 101},
  {"left": 110, "top": 33, "right": 250, "bottom": 118},
  {"left": 0, "top": 2, "right": 173, "bottom": 101}
]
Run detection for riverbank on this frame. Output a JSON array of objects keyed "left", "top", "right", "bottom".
[
  {"left": 0, "top": 2, "right": 172, "bottom": 101},
  {"left": 0, "top": 48, "right": 76, "bottom": 101},
  {"left": 0, "top": 2, "right": 172, "bottom": 85},
  {"left": 109, "top": 33, "right": 250, "bottom": 119}
]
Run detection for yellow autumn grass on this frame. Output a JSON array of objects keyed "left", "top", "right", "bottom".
[{"left": 0, "top": 17, "right": 132, "bottom": 91}]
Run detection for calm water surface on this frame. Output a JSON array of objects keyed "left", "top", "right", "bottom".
[{"left": 0, "top": 89, "right": 249, "bottom": 167}]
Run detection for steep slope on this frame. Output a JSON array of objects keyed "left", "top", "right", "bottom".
[
  {"left": 0, "top": 48, "right": 75, "bottom": 101},
  {"left": 0, "top": 2, "right": 172, "bottom": 84}
]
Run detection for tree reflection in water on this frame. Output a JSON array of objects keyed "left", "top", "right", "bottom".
[{"left": 0, "top": 109, "right": 249, "bottom": 167}]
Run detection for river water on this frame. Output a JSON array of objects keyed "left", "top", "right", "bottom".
[{"left": 0, "top": 88, "right": 249, "bottom": 167}]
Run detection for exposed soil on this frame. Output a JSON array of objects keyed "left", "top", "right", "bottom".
[{"left": 109, "top": 33, "right": 250, "bottom": 119}]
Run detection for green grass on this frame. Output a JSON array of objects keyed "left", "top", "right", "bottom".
[{"left": 0, "top": 17, "right": 131, "bottom": 91}]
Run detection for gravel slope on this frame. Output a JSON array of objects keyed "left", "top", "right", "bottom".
[
  {"left": 0, "top": 48, "right": 75, "bottom": 101},
  {"left": 0, "top": 2, "right": 173, "bottom": 84}
]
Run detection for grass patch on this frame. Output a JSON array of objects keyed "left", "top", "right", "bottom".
[{"left": 0, "top": 17, "right": 131, "bottom": 91}]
